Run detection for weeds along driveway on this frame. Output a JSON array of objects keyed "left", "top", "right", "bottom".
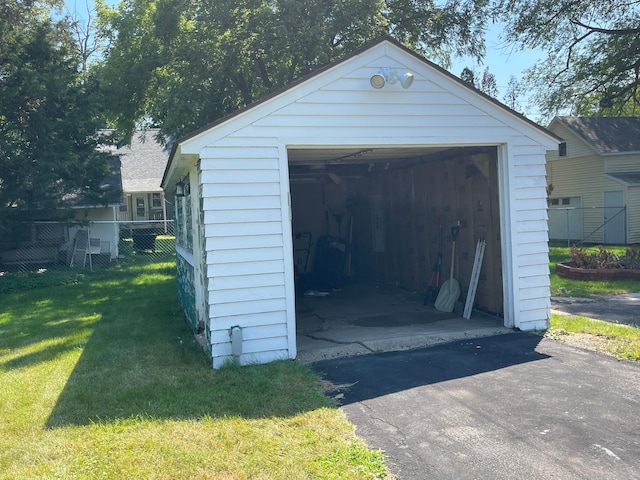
[{"left": 313, "top": 333, "right": 640, "bottom": 480}]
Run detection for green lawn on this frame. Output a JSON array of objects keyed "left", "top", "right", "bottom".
[
  {"left": 549, "top": 244, "right": 640, "bottom": 297},
  {"left": 549, "top": 313, "right": 640, "bottom": 361},
  {"left": 0, "top": 257, "right": 390, "bottom": 479},
  {"left": 548, "top": 243, "right": 640, "bottom": 361}
]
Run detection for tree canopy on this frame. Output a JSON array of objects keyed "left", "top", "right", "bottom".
[
  {"left": 0, "top": 0, "right": 114, "bottom": 233},
  {"left": 96, "top": 0, "right": 490, "bottom": 141},
  {"left": 493, "top": 0, "right": 640, "bottom": 118}
]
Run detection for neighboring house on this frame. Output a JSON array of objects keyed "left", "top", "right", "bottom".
[
  {"left": 1, "top": 157, "right": 122, "bottom": 268},
  {"left": 162, "top": 37, "right": 560, "bottom": 368},
  {"left": 115, "top": 129, "right": 173, "bottom": 228},
  {"left": 1, "top": 130, "right": 172, "bottom": 269},
  {"left": 546, "top": 117, "right": 640, "bottom": 245}
]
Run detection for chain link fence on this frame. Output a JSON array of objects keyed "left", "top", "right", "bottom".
[
  {"left": 548, "top": 206, "right": 626, "bottom": 246},
  {"left": 0, "top": 220, "right": 176, "bottom": 275}
]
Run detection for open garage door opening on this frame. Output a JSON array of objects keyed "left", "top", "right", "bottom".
[{"left": 288, "top": 145, "right": 505, "bottom": 356}]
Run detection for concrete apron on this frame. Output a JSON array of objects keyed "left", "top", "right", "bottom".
[{"left": 296, "top": 284, "right": 511, "bottom": 364}]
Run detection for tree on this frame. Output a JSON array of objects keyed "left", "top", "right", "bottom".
[
  {"left": 0, "top": 0, "right": 114, "bottom": 236},
  {"left": 493, "top": 0, "right": 640, "bottom": 118},
  {"left": 459, "top": 66, "right": 500, "bottom": 99},
  {"left": 66, "top": 0, "right": 109, "bottom": 72},
  {"left": 96, "top": 0, "right": 491, "bottom": 141},
  {"left": 479, "top": 67, "right": 498, "bottom": 97},
  {"left": 460, "top": 67, "right": 476, "bottom": 85},
  {"left": 503, "top": 75, "right": 523, "bottom": 112}
]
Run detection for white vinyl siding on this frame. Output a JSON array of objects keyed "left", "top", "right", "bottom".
[
  {"left": 170, "top": 41, "right": 559, "bottom": 367},
  {"left": 200, "top": 143, "right": 290, "bottom": 367},
  {"left": 510, "top": 142, "right": 551, "bottom": 330}
]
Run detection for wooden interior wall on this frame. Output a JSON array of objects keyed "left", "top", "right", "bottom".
[{"left": 355, "top": 148, "right": 503, "bottom": 315}]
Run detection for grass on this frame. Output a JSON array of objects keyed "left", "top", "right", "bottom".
[
  {"left": 548, "top": 243, "right": 640, "bottom": 297},
  {"left": 0, "top": 254, "right": 390, "bottom": 479},
  {"left": 547, "top": 243, "right": 640, "bottom": 361},
  {"left": 548, "top": 313, "right": 640, "bottom": 362}
]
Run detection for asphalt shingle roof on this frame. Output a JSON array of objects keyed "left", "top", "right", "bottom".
[
  {"left": 556, "top": 117, "right": 640, "bottom": 154},
  {"left": 606, "top": 172, "right": 640, "bottom": 186},
  {"left": 117, "top": 129, "right": 171, "bottom": 193}
]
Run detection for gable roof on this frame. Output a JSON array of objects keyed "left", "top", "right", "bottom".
[
  {"left": 163, "top": 37, "right": 560, "bottom": 187},
  {"left": 553, "top": 117, "right": 640, "bottom": 154},
  {"left": 116, "top": 129, "right": 171, "bottom": 193}
]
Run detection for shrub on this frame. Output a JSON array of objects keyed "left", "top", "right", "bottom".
[{"left": 569, "top": 246, "right": 640, "bottom": 270}]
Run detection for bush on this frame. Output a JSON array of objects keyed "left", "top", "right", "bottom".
[{"left": 569, "top": 246, "right": 640, "bottom": 270}]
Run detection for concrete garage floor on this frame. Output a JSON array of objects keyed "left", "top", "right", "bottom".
[{"left": 296, "top": 284, "right": 511, "bottom": 364}]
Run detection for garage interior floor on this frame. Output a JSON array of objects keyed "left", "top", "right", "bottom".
[{"left": 295, "top": 283, "right": 510, "bottom": 364}]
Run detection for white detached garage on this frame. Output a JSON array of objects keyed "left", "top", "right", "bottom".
[{"left": 162, "top": 37, "right": 560, "bottom": 368}]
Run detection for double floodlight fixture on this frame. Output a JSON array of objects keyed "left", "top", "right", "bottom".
[{"left": 370, "top": 68, "right": 414, "bottom": 90}]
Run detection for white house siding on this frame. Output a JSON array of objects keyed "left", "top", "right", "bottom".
[
  {"left": 166, "top": 41, "right": 559, "bottom": 366},
  {"left": 199, "top": 142, "right": 293, "bottom": 367},
  {"left": 231, "top": 67, "right": 547, "bottom": 325},
  {"left": 510, "top": 141, "right": 551, "bottom": 330}
]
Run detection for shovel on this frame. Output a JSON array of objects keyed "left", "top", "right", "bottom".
[{"left": 434, "top": 224, "right": 461, "bottom": 313}]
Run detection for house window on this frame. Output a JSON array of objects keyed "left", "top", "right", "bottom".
[
  {"left": 559, "top": 142, "right": 567, "bottom": 157},
  {"left": 152, "top": 193, "right": 162, "bottom": 207},
  {"left": 562, "top": 198, "right": 571, "bottom": 205},
  {"left": 550, "top": 199, "right": 559, "bottom": 206},
  {"left": 136, "top": 197, "right": 145, "bottom": 217}
]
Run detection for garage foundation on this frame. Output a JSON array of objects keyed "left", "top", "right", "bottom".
[{"left": 296, "top": 283, "right": 510, "bottom": 364}]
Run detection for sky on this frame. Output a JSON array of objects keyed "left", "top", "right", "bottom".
[{"left": 448, "top": 22, "right": 546, "bottom": 120}]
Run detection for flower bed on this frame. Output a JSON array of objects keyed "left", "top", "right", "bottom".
[
  {"left": 555, "top": 245, "right": 640, "bottom": 280},
  {"left": 556, "top": 262, "right": 640, "bottom": 280}
]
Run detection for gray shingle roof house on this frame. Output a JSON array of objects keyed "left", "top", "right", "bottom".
[
  {"left": 1, "top": 130, "right": 172, "bottom": 268},
  {"left": 554, "top": 117, "right": 640, "bottom": 154},
  {"left": 115, "top": 129, "right": 173, "bottom": 223},
  {"left": 546, "top": 116, "right": 640, "bottom": 244}
]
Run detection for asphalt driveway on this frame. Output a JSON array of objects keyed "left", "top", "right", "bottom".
[
  {"left": 551, "top": 293, "right": 640, "bottom": 327},
  {"left": 312, "top": 333, "right": 640, "bottom": 479}
]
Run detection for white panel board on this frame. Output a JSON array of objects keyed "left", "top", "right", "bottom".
[
  {"left": 203, "top": 195, "right": 281, "bottom": 211},
  {"left": 210, "top": 273, "right": 285, "bottom": 290},
  {"left": 208, "top": 285, "right": 286, "bottom": 305},
  {"left": 203, "top": 208, "right": 282, "bottom": 225},
  {"left": 206, "top": 234, "right": 283, "bottom": 251},
  {"left": 207, "top": 259, "right": 284, "bottom": 278}
]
